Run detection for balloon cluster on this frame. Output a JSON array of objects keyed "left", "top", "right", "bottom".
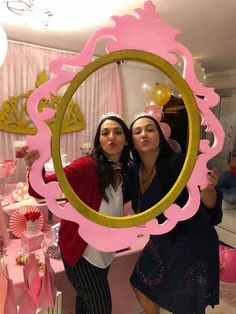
[
  {"left": 11, "top": 182, "right": 29, "bottom": 202},
  {"left": 140, "top": 81, "right": 171, "bottom": 108},
  {"left": 140, "top": 80, "right": 181, "bottom": 153}
]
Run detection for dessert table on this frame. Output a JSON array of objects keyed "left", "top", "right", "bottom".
[
  {"left": 5, "top": 236, "right": 149, "bottom": 314},
  {"left": 2, "top": 189, "right": 149, "bottom": 314},
  {"left": 5, "top": 239, "right": 70, "bottom": 314}
]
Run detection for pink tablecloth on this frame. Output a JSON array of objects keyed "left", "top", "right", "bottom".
[
  {"left": 5, "top": 239, "right": 75, "bottom": 313},
  {"left": 5, "top": 235, "right": 149, "bottom": 314},
  {"left": 3, "top": 186, "right": 149, "bottom": 313}
]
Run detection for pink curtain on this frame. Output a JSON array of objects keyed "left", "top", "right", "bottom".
[{"left": 0, "top": 41, "right": 122, "bottom": 182}]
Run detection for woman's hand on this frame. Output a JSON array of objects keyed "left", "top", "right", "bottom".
[
  {"left": 200, "top": 168, "right": 219, "bottom": 208},
  {"left": 21, "top": 147, "right": 40, "bottom": 170},
  {"left": 207, "top": 168, "right": 219, "bottom": 187}
]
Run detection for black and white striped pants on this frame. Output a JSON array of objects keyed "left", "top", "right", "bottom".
[{"left": 63, "top": 257, "right": 112, "bottom": 314}]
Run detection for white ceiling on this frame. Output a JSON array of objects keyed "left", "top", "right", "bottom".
[{"left": 0, "top": 0, "right": 236, "bottom": 74}]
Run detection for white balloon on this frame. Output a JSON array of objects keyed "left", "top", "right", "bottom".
[
  {"left": 164, "top": 55, "right": 183, "bottom": 98},
  {"left": 194, "top": 60, "right": 206, "bottom": 84},
  {"left": 0, "top": 24, "right": 7, "bottom": 67},
  {"left": 139, "top": 79, "right": 155, "bottom": 98},
  {"left": 164, "top": 78, "right": 181, "bottom": 98}
]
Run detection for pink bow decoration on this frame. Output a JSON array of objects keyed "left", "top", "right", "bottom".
[{"left": 38, "top": 252, "right": 57, "bottom": 309}]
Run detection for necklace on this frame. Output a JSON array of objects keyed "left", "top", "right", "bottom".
[
  {"left": 139, "top": 163, "right": 156, "bottom": 194},
  {"left": 137, "top": 191, "right": 143, "bottom": 213},
  {"left": 137, "top": 163, "right": 156, "bottom": 213}
]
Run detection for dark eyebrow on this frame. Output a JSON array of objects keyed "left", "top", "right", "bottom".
[
  {"left": 101, "top": 127, "right": 123, "bottom": 131},
  {"left": 133, "top": 124, "right": 155, "bottom": 130},
  {"left": 145, "top": 124, "right": 155, "bottom": 127}
]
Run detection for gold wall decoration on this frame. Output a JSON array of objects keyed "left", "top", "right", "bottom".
[{"left": 0, "top": 71, "right": 85, "bottom": 134}]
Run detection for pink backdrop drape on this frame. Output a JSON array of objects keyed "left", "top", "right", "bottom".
[{"left": 0, "top": 41, "right": 122, "bottom": 182}]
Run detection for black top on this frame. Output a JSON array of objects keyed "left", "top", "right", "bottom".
[{"left": 129, "top": 160, "right": 223, "bottom": 314}]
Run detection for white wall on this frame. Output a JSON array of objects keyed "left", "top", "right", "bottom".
[
  {"left": 120, "top": 62, "right": 236, "bottom": 172},
  {"left": 119, "top": 61, "right": 166, "bottom": 124},
  {"left": 120, "top": 59, "right": 207, "bottom": 125},
  {"left": 206, "top": 70, "right": 236, "bottom": 172},
  {"left": 207, "top": 69, "right": 236, "bottom": 92}
]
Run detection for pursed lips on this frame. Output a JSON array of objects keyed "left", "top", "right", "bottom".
[
  {"left": 108, "top": 142, "right": 117, "bottom": 148},
  {"left": 141, "top": 140, "right": 149, "bottom": 145}
]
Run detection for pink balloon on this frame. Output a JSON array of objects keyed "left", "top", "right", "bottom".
[
  {"left": 146, "top": 98, "right": 157, "bottom": 107},
  {"left": 168, "top": 138, "right": 181, "bottom": 153},
  {"left": 220, "top": 247, "right": 236, "bottom": 283},
  {"left": 159, "top": 122, "right": 171, "bottom": 139},
  {"left": 144, "top": 105, "right": 163, "bottom": 122}
]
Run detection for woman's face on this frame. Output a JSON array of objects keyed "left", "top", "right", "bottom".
[
  {"left": 132, "top": 117, "right": 160, "bottom": 155},
  {"left": 99, "top": 119, "right": 126, "bottom": 162}
]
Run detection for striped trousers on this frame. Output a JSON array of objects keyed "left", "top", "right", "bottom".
[{"left": 63, "top": 257, "right": 112, "bottom": 314}]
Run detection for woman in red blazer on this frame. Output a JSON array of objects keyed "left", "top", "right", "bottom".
[{"left": 23, "top": 112, "right": 131, "bottom": 314}]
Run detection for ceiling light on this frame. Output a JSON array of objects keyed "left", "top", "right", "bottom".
[
  {"left": 2, "top": 0, "right": 54, "bottom": 29},
  {"left": 6, "top": 0, "right": 33, "bottom": 15}
]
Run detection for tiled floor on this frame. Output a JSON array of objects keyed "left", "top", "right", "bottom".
[
  {"left": 62, "top": 288, "right": 236, "bottom": 314},
  {"left": 126, "top": 295, "right": 236, "bottom": 314},
  {"left": 207, "top": 299, "right": 236, "bottom": 314},
  {"left": 161, "top": 299, "right": 236, "bottom": 314}
]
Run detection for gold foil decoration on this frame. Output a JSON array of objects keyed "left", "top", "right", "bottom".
[{"left": 0, "top": 71, "right": 85, "bottom": 134}]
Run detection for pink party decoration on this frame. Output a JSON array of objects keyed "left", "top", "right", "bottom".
[
  {"left": 144, "top": 104, "right": 162, "bottom": 122},
  {"left": 0, "top": 261, "right": 8, "bottom": 314},
  {"left": 18, "top": 253, "right": 57, "bottom": 312},
  {"left": 9, "top": 206, "right": 44, "bottom": 238},
  {"left": 21, "top": 231, "right": 44, "bottom": 252},
  {"left": 0, "top": 161, "right": 6, "bottom": 178},
  {"left": 160, "top": 122, "right": 171, "bottom": 139},
  {"left": 168, "top": 138, "right": 182, "bottom": 153},
  {"left": 25, "top": 1, "right": 224, "bottom": 251},
  {"left": 0, "top": 265, "right": 17, "bottom": 314},
  {"left": 11, "top": 181, "right": 29, "bottom": 202},
  {"left": 38, "top": 252, "right": 57, "bottom": 309},
  {"left": 19, "top": 254, "right": 41, "bottom": 314},
  {"left": 4, "top": 160, "right": 17, "bottom": 177},
  {"left": 220, "top": 247, "right": 236, "bottom": 283},
  {"left": 0, "top": 202, "right": 9, "bottom": 247},
  {"left": 21, "top": 230, "right": 44, "bottom": 251}
]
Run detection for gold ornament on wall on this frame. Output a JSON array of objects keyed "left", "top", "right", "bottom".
[{"left": 0, "top": 71, "right": 85, "bottom": 134}]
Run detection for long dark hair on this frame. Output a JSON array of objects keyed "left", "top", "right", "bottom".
[
  {"left": 130, "top": 115, "right": 184, "bottom": 198},
  {"left": 92, "top": 115, "right": 131, "bottom": 202}
]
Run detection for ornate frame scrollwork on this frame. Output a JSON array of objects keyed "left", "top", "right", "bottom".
[{"left": 26, "top": 1, "right": 224, "bottom": 251}]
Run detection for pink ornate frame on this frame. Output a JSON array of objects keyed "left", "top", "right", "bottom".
[{"left": 26, "top": 1, "right": 224, "bottom": 251}]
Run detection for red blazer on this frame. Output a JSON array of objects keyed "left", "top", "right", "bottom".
[{"left": 28, "top": 156, "right": 102, "bottom": 266}]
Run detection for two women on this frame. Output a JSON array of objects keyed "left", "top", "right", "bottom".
[
  {"left": 24, "top": 111, "right": 222, "bottom": 314},
  {"left": 24, "top": 112, "right": 131, "bottom": 314},
  {"left": 128, "top": 113, "right": 222, "bottom": 314}
]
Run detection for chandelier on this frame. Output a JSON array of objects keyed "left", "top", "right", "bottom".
[{"left": 3, "top": 0, "right": 54, "bottom": 29}]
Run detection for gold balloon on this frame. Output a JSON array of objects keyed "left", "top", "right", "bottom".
[{"left": 151, "top": 83, "right": 171, "bottom": 107}]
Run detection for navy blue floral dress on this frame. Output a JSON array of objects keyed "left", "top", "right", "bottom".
[{"left": 129, "top": 162, "right": 223, "bottom": 314}]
